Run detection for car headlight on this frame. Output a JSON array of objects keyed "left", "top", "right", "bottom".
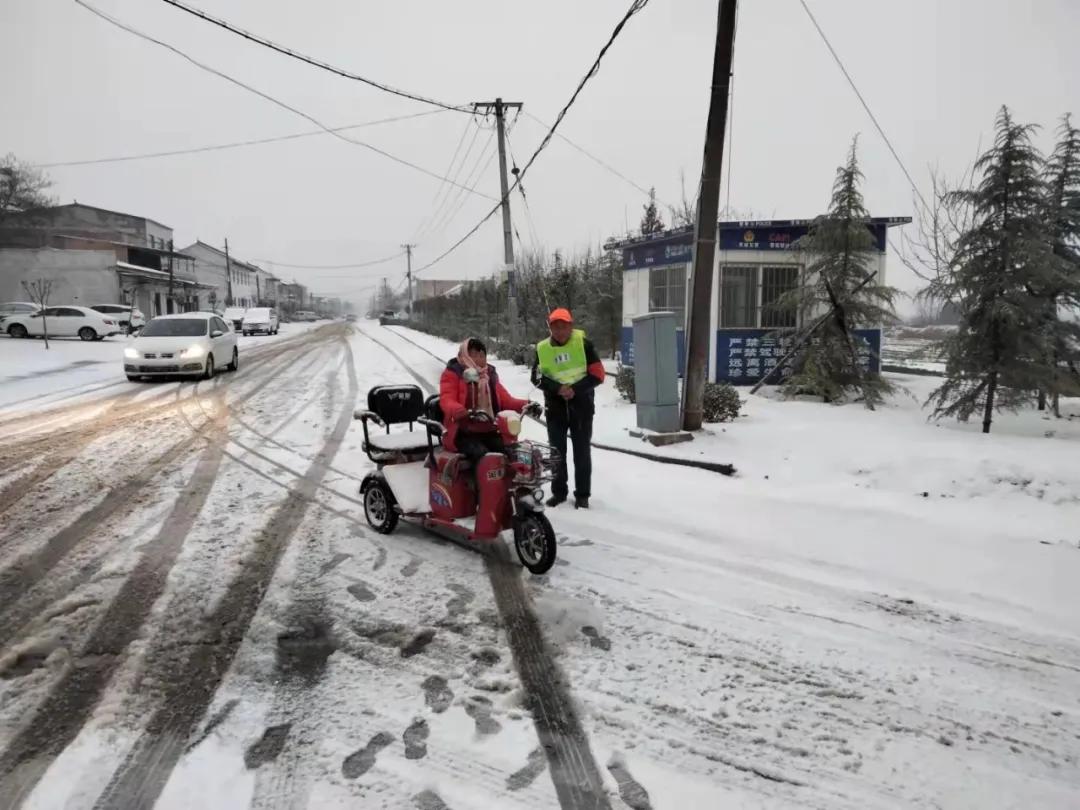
[
  {"left": 180, "top": 344, "right": 205, "bottom": 358},
  {"left": 124, "top": 347, "right": 140, "bottom": 359}
]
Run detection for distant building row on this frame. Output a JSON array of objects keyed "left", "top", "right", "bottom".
[{"left": 0, "top": 202, "right": 344, "bottom": 318}]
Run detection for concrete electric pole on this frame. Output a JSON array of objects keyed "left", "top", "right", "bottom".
[
  {"left": 473, "top": 98, "right": 523, "bottom": 343},
  {"left": 401, "top": 243, "right": 416, "bottom": 318},
  {"left": 224, "top": 237, "right": 234, "bottom": 307},
  {"left": 681, "top": 0, "right": 739, "bottom": 431}
]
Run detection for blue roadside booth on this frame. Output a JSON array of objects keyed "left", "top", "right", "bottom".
[{"left": 612, "top": 216, "right": 910, "bottom": 384}]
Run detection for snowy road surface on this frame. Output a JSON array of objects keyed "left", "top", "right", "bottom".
[{"left": 1, "top": 321, "right": 1078, "bottom": 809}]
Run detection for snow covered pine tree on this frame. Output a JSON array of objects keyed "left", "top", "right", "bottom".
[
  {"left": 778, "top": 137, "right": 899, "bottom": 408},
  {"left": 1041, "top": 114, "right": 1080, "bottom": 415},
  {"left": 926, "top": 107, "right": 1055, "bottom": 433},
  {"left": 640, "top": 187, "right": 665, "bottom": 236}
]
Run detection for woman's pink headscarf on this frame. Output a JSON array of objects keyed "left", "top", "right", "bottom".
[{"left": 458, "top": 338, "right": 494, "bottom": 418}]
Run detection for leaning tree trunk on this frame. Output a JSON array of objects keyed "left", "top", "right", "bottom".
[{"left": 982, "top": 369, "right": 998, "bottom": 434}]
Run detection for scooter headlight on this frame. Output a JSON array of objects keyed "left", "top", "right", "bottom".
[{"left": 498, "top": 411, "right": 522, "bottom": 437}]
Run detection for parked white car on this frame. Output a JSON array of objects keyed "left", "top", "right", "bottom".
[
  {"left": 0, "top": 302, "right": 40, "bottom": 327},
  {"left": 90, "top": 304, "right": 146, "bottom": 333},
  {"left": 223, "top": 307, "right": 247, "bottom": 332},
  {"left": 124, "top": 313, "right": 238, "bottom": 381},
  {"left": 241, "top": 307, "right": 279, "bottom": 336},
  {"left": 4, "top": 305, "right": 121, "bottom": 341}
]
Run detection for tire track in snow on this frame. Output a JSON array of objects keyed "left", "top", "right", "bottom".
[
  {"left": 0, "top": 410, "right": 228, "bottom": 807},
  {"left": 248, "top": 352, "right": 355, "bottom": 810},
  {"left": 91, "top": 334, "right": 358, "bottom": 810},
  {"left": 360, "top": 324, "right": 612, "bottom": 810},
  {"left": 0, "top": 340, "right": 317, "bottom": 648}
]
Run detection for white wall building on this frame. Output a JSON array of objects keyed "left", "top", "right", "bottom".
[{"left": 181, "top": 241, "right": 262, "bottom": 310}]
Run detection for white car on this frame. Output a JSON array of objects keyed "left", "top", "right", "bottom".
[
  {"left": 4, "top": 305, "right": 121, "bottom": 341},
  {"left": 0, "top": 302, "right": 40, "bottom": 327},
  {"left": 90, "top": 304, "right": 146, "bottom": 333},
  {"left": 223, "top": 307, "right": 247, "bottom": 332},
  {"left": 241, "top": 307, "right": 279, "bottom": 336},
  {"left": 124, "top": 312, "right": 238, "bottom": 381}
]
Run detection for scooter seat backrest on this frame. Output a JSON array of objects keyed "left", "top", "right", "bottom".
[
  {"left": 367, "top": 384, "right": 424, "bottom": 425},
  {"left": 423, "top": 394, "right": 443, "bottom": 423}
]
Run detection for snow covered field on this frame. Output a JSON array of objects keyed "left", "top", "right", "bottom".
[{"left": 0, "top": 319, "right": 1077, "bottom": 809}]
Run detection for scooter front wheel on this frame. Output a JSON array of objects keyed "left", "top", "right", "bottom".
[
  {"left": 513, "top": 512, "right": 557, "bottom": 574},
  {"left": 364, "top": 479, "right": 398, "bottom": 534}
]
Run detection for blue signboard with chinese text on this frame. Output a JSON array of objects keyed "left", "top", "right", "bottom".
[
  {"left": 621, "top": 220, "right": 895, "bottom": 269},
  {"left": 716, "top": 328, "right": 882, "bottom": 385}
]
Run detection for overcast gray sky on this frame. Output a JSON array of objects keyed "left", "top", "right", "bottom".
[{"left": 3, "top": 0, "right": 1078, "bottom": 309}]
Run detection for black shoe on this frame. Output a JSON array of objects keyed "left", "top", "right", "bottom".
[
  {"left": 546, "top": 494, "right": 567, "bottom": 508},
  {"left": 574, "top": 496, "right": 589, "bottom": 509}
]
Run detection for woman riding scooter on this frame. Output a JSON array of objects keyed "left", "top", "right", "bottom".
[{"left": 439, "top": 338, "right": 540, "bottom": 464}]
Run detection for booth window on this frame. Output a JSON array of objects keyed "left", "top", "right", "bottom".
[
  {"left": 721, "top": 264, "right": 799, "bottom": 328},
  {"left": 760, "top": 265, "right": 798, "bottom": 328},
  {"left": 720, "top": 265, "right": 757, "bottom": 327},
  {"left": 649, "top": 264, "right": 687, "bottom": 327}
]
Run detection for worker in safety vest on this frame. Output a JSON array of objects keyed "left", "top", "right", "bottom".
[{"left": 531, "top": 308, "right": 606, "bottom": 508}]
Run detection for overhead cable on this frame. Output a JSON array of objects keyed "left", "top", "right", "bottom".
[
  {"left": 522, "top": 110, "right": 658, "bottom": 203},
  {"left": 74, "top": 0, "right": 496, "bottom": 201},
  {"left": 413, "top": 0, "right": 653, "bottom": 275},
  {"left": 411, "top": 116, "right": 476, "bottom": 241},
  {"left": 255, "top": 252, "right": 404, "bottom": 270},
  {"left": 426, "top": 129, "right": 497, "bottom": 237},
  {"left": 417, "top": 120, "right": 487, "bottom": 240},
  {"left": 158, "top": 0, "right": 472, "bottom": 114},
  {"left": 35, "top": 110, "right": 446, "bottom": 168},
  {"left": 796, "top": 0, "right": 930, "bottom": 214}
]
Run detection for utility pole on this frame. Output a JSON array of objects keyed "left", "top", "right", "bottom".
[
  {"left": 166, "top": 239, "right": 175, "bottom": 312},
  {"left": 401, "top": 243, "right": 416, "bottom": 318},
  {"left": 473, "top": 98, "right": 523, "bottom": 343},
  {"left": 681, "top": 0, "right": 739, "bottom": 431},
  {"left": 224, "top": 238, "right": 234, "bottom": 307}
]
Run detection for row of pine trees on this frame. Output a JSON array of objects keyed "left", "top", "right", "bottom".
[{"left": 799, "top": 107, "right": 1079, "bottom": 432}]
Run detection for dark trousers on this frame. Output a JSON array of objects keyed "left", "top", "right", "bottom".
[
  {"left": 546, "top": 399, "right": 593, "bottom": 499},
  {"left": 456, "top": 431, "right": 505, "bottom": 465}
]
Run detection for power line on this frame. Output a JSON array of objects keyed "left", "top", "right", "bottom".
[
  {"left": 158, "top": 0, "right": 472, "bottom": 114},
  {"left": 255, "top": 252, "right": 404, "bottom": 271},
  {"left": 723, "top": 0, "right": 739, "bottom": 217},
  {"left": 74, "top": 0, "right": 496, "bottom": 201},
  {"left": 417, "top": 120, "right": 488, "bottom": 240},
  {"left": 411, "top": 115, "right": 475, "bottom": 241},
  {"left": 796, "top": 0, "right": 930, "bottom": 215},
  {"left": 414, "top": 0, "right": 653, "bottom": 276},
  {"left": 521, "top": 110, "right": 658, "bottom": 203},
  {"left": 35, "top": 110, "right": 446, "bottom": 168},
  {"left": 426, "top": 129, "right": 497, "bottom": 237},
  {"left": 506, "top": 132, "right": 542, "bottom": 249}
]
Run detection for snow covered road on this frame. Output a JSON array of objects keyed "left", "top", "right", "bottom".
[{"left": 0, "top": 321, "right": 1078, "bottom": 809}]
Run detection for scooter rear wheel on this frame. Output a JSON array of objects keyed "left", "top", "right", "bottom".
[
  {"left": 513, "top": 512, "right": 557, "bottom": 574},
  {"left": 364, "top": 479, "right": 398, "bottom": 534}
]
